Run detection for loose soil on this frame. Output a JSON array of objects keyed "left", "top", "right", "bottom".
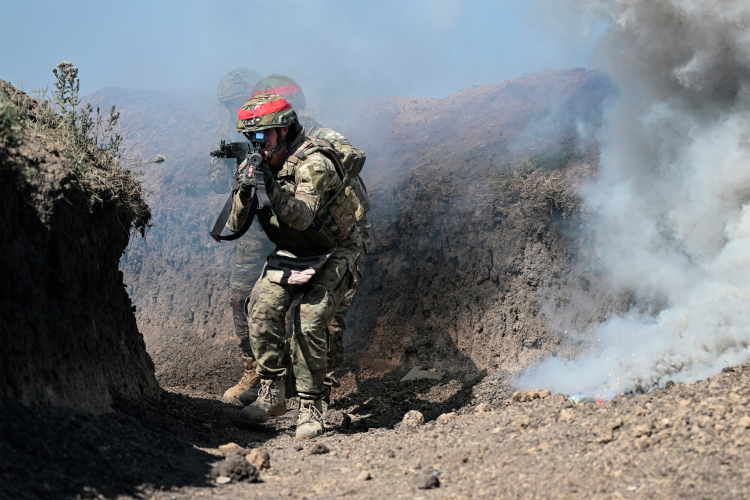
[{"left": 4, "top": 362, "right": 750, "bottom": 499}]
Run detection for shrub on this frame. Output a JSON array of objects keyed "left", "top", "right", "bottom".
[{"left": 2, "top": 61, "right": 165, "bottom": 236}]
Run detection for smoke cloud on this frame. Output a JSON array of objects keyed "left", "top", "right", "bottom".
[{"left": 517, "top": 0, "right": 750, "bottom": 398}]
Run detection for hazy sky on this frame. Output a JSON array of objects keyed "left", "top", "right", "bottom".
[{"left": 1, "top": 0, "right": 601, "bottom": 100}]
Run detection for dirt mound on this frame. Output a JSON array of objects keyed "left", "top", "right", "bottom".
[
  {"left": 90, "top": 69, "right": 618, "bottom": 395},
  {"left": 0, "top": 80, "right": 158, "bottom": 413}
]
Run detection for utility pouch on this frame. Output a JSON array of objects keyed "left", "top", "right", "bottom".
[
  {"left": 265, "top": 248, "right": 335, "bottom": 285},
  {"left": 335, "top": 143, "right": 366, "bottom": 177}
]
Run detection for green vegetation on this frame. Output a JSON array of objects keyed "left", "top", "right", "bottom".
[
  {"left": 1, "top": 61, "right": 164, "bottom": 235},
  {"left": 493, "top": 138, "right": 583, "bottom": 190},
  {"left": 0, "top": 93, "right": 22, "bottom": 148}
]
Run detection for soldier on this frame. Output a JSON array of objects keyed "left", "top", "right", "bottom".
[
  {"left": 248, "top": 75, "right": 373, "bottom": 399},
  {"left": 227, "top": 93, "right": 366, "bottom": 438},
  {"left": 207, "top": 68, "right": 274, "bottom": 404}
]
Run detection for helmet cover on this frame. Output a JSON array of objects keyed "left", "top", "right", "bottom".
[
  {"left": 236, "top": 93, "right": 298, "bottom": 133},
  {"left": 217, "top": 68, "right": 261, "bottom": 104},
  {"left": 252, "top": 73, "right": 306, "bottom": 110}
]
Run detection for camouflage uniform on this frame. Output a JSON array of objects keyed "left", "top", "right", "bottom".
[
  {"left": 227, "top": 130, "right": 358, "bottom": 400},
  {"left": 301, "top": 118, "right": 373, "bottom": 376}
]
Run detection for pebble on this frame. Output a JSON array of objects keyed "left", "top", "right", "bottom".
[
  {"left": 215, "top": 476, "right": 231, "bottom": 485},
  {"left": 246, "top": 448, "right": 271, "bottom": 469},
  {"left": 512, "top": 389, "right": 551, "bottom": 403},
  {"left": 218, "top": 442, "right": 243, "bottom": 457},
  {"left": 475, "top": 403, "right": 489, "bottom": 413},
  {"left": 356, "top": 470, "right": 371, "bottom": 481},
  {"left": 309, "top": 443, "right": 329, "bottom": 455},
  {"left": 414, "top": 473, "right": 440, "bottom": 489},
  {"left": 403, "top": 410, "right": 425, "bottom": 427},
  {"left": 437, "top": 412, "right": 458, "bottom": 424},
  {"left": 324, "top": 409, "right": 352, "bottom": 427}
]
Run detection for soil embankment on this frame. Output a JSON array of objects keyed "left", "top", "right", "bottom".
[{"left": 0, "top": 80, "right": 158, "bottom": 413}]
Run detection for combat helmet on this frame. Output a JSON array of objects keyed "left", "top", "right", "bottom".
[
  {"left": 237, "top": 93, "right": 298, "bottom": 134},
  {"left": 251, "top": 74, "right": 306, "bottom": 110},
  {"left": 217, "top": 68, "right": 262, "bottom": 108}
]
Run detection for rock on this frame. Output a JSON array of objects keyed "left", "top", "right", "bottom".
[
  {"left": 218, "top": 442, "right": 245, "bottom": 457},
  {"left": 210, "top": 455, "right": 259, "bottom": 483},
  {"left": 723, "top": 366, "right": 735, "bottom": 373},
  {"left": 324, "top": 409, "right": 351, "bottom": 427},
  {"left": 402, "top": 410, "right": 425, "bottom": 427},
  {"left": 475, "top": 403, "right": 489, "bottom": 413},
  {"left": 309, "top": 443, "right": 329, "bottom": 455},
  {"left": 740, "top": 416, "right": 750, "bottom": 429},
  {"left": 414, "top": 473, "right": 440, "bottom": 489},
  {"left": 356, "top": 471, "right": 371, "bottom": 481},
  {"left": 512, "top": 389, "right": 552, "bottom": 403},
  {"left": 401, "top": 366, "right": 444, "bottom": 383},
  {"left": 437, "top": 412, "right": 458, "bottom": 424},
  {"left": 631, "top": 424, "right": 651, "bottom": 438},
  {"left": 294, "top": 444, "right": 304, "bottom": 451},
  {"left": 491, "top": 427, "right": 502, "bottom": 434},
  {"left": 515, "top": 417, "right": 533, "bottom": 432},
  {"left": 665, "top": 380, "right": 675, "bottom": 389},
  {"left": 246, "top": 449, "right": 271, "bottom": 469},
  {"left": 215, "top": 476, "right": 231, "bottom": 485}
]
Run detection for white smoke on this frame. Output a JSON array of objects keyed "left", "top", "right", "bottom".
[{"left": 517, "top": 0, "right": 750, "bottom": 398}]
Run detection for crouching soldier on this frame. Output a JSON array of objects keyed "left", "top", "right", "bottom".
[{"left": 227, "top": 93, "right": 364, "bottom": 438}]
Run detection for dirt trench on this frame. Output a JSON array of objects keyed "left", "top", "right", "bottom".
[
  {"left": 0, "top": 80, "right": 158, "bottom": 414},
  {"left": 102, "top": 69, "right": 620, "bottom": 397}
]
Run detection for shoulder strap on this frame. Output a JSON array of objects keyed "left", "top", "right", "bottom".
[
  {"left": 287, "top": 137, "right": 347, "bottom": 180},
  {"left": 210, "top": 189, "right": 258, "bottom": 242}
]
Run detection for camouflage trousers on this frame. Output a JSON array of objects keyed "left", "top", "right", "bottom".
[
  {"left": 231, "top": 233, "right": 271, "bottom": 357},
  {"left": 326, "top": 241, "right": 367, "bottom": 373},
  {"left": 246, "top": 253, "right": 353, "bottom": 400}
]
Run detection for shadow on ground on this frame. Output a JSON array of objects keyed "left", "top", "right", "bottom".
[{"left": 0, "top": 391, "right": 272, "bottom": 500}]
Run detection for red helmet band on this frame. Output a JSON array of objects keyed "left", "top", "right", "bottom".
[
  {"left": 237, "top": 99, "right": 292, "bottom": 121},
  {"left": 251, "top": 83, "right": 302, "bottom": 99}
]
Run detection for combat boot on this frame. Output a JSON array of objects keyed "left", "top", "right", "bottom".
[
  {"left": 239, "top": 379, "right": 287, "bottom": 423},
  {"left": 222, "top": 355, "right": 261, "bottom": 404},
  {"left": 296, "top": 399, "right": 325, "bottom": 439}
]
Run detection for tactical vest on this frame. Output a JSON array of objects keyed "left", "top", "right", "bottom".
[{"left": 257, "top": 137, "right": 369, "bottom": 251}]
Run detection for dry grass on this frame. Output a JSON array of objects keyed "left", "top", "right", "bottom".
[{"left": 0, "top": 62, "right": 160, "bottom": 236}]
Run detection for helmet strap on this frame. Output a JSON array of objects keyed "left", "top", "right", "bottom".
[{"left": 265, "top": 134, "right": 287, "bottom": 164}]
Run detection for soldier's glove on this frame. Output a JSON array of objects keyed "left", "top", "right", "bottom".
[{"left": 238, "top": 161, "right": 256, "bottom": 194}]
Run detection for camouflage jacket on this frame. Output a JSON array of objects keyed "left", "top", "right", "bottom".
[
  {"left": 215, "top": 114, "right": 373, "bottom": 252},
  {"left": 228, "top": 130, "right": 359, "bottom": 261}
]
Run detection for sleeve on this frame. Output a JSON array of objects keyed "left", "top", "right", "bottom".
[
  {"left": 268, "top": 152, "right": 334, "bottom": 231},
  {"left": 227, "top": 188, "right": 253, "bottom": 232},
  {"left": 207, "top": 158, "right": 232, "bottom": 194}
]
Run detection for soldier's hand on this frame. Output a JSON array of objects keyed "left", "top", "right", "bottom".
[{"left": 239, "top": 162, "right": 256, "bottom": 193}]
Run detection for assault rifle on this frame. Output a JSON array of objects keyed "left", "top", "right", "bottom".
[{"left": 209, "top": 132, "right": 267, "bottom": 242}]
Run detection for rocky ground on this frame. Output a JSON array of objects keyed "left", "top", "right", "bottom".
[{"left": 4, "top": 361, "right": 750, "bottom": 499}]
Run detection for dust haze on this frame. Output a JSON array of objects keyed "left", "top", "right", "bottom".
[{"left": 518, "top": 0, "right": 750, "bottom": 398}]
